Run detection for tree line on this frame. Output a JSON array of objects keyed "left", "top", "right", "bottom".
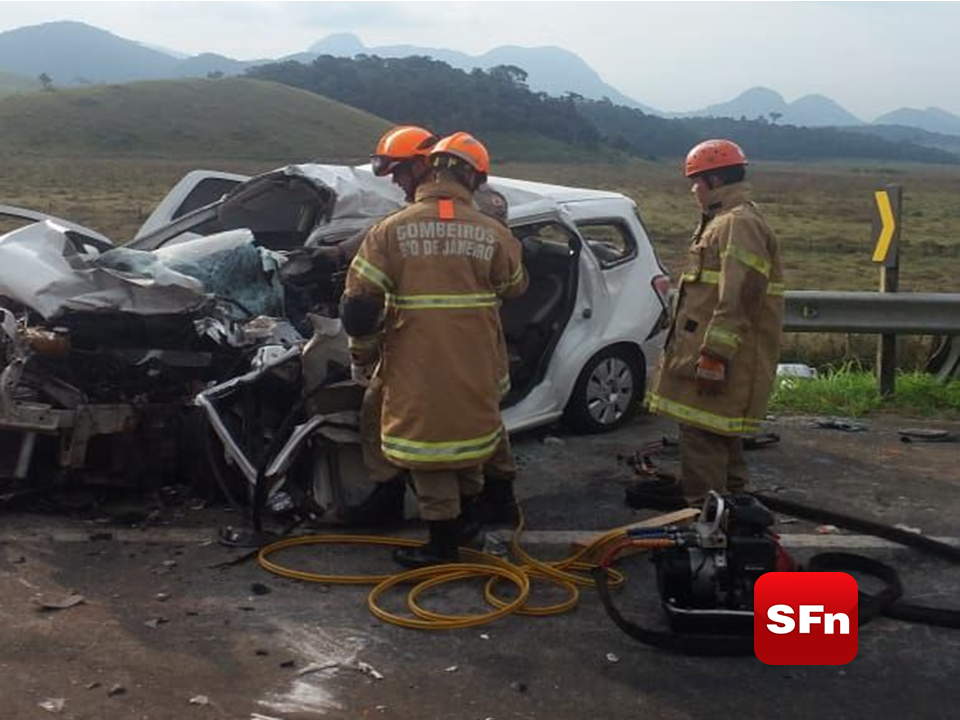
[{"left": 245, "top": 55, "right": 958, "bottom": 165}]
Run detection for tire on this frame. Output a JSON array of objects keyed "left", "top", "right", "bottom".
[{"left": 564, "top": 346, "right": 643, "bottom": 433}]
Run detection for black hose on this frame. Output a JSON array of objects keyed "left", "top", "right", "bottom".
[{"left": 754, "top": 492, "right": 960, "bottom": 629}]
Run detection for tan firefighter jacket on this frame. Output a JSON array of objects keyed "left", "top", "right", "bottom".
[
  {"left": 648, "top": 182, "right": 784, "bottom": 436},
  {"left": 343, "top": 176, "right": 528, "bottom": 470}
]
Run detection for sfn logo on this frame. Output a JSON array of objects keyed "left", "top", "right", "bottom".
[{"left": 754, "top": 572, "right": 858, "bottom": 665}]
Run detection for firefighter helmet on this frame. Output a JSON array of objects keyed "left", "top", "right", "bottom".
[
  {"left": 430, "top": 132, "right": 491, "bottom": 175},
  {"left": 371, "top": 126, "right": 438, "bottom": 177},
  {"left": 684, "top": 139, "right": 748, "bottom": 178}
]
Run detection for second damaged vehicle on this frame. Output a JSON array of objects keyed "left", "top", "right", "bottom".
[{"left": 0, "top": 165, "right": 669, "bottom": 516}]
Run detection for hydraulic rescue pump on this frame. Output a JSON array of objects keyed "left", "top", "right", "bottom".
[{"left": 651, "top": 492, "right": 793, "bottom": 633}]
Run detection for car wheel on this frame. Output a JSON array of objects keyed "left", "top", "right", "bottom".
[{"left": 564, "top": 346, "right": 643, "bottom": 433}]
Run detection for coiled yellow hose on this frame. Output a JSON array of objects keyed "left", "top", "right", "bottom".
[{"left": 257, "top": 506, "right": 634, "bottom": 630}]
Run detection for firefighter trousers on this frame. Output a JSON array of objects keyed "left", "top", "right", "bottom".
[
  {"left": 678, "top": 423, "right": 748, "bottom": 504},
  {"left": 409, "top": 467, "right": 484, "bottom": 521}
]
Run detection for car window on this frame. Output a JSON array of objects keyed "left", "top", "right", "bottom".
[
  {"left": 512, "top": 220, "right": 576, "bottom": 253},
  {"left": 576, "top": 221, "right": 637, "bottom": 268},
  {"left": 171, "top": 178, "right": 243, "bottom": 220}
]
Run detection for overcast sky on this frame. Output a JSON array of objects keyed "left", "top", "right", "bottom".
[{"left": 0, "top": 1, "right": 956, "bottom": 120}]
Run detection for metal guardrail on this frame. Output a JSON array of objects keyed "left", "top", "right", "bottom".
[{"left": 783, "top": 291, "right": 960, "bottom": 335}]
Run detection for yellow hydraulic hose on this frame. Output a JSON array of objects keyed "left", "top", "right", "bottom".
[{"left": 257, "top": 504, "right": 645, "bottom": 630}]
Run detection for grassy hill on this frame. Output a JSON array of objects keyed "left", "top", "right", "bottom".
[
  {"left": 0, "top": 69, "right": 39, "bottom": 95},
  {"left": 0, "top": 77, "right": 391, "bottom": 161}
]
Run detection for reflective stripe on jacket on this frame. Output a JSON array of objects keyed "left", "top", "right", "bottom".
[
  {"left": 343, "top": 176, "right": 528, "bottom": 469},
  {"left": 648, "top": 182, "right": 783, "bottom": 436}
]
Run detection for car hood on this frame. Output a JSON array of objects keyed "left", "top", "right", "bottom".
[{"left": 0, "top": 221, "right": 284, "bottom": 320}]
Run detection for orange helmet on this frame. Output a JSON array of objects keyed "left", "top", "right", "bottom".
[
  {"left": 429, "top": 132, "right": 490, "bottom": 175},
  {"left": 371, "top": 125, "right": 438, "bottom": 176},
  {"left": 684, "top": 139, "right": 748, "bottom": 178}
]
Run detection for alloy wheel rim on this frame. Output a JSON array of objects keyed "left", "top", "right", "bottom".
[{"left": 585, "top": 357, "right": 634, "bottom": 425}]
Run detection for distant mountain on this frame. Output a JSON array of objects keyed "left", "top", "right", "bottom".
[
  {"left": 0, "top": 21, "right": 956, "bottom": 143},
  {"left": 0, "top": 21, "right": 266, "bottom": 86},
  {"left": 785, "top": 94, "right": 862, "bottom": 127},
  {"left": 672, "top": 86, "right": 863, "bottom": 127},
  {"left": 873, "top": 107, "right": 960, "bottom": 137},
  {"left": 304, "top": 33, "right": 660, "bottom": 114},
  {"left": 0, "top": 21, "right": 180, "bottom": 84}
]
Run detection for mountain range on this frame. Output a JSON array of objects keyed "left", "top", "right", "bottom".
[{"left": 0, "top": 21, "right": 958, "bottom": 138}]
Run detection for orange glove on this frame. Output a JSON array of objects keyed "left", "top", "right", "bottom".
[{"left": 695, "top": 354, "right": 727, "bottom": 395}]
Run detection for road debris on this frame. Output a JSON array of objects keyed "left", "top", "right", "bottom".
[
  {"left": 189, "top": 695, "right": 210, "bottom": 705},
  {"left": 444, "top": 665, "right": 459, "bottom": 673},
  {"left": 33, "top": 593, "right": 85, "bottom": 611},
  {"left": 38, "top": 698, "right": 65, "bottom": 713},
  {"left": 144, "top": 616, "right": 169, "bottom": 629},
  {"left": 815, "top": 417, "right": 868, "bottom": 432},
  {"left": 107, "top": 684, "right": 126, "bottom": 697},
  {"left": 605, "top": 653, "right": 620, "bottom": 663},
  {"left": 296, "top": 661, "right": 339, "bottom": 677},
  {"left": 817, "top": 525, "right": 841, "bottom": 534},
  {"left": 894, "top": 523, "right": 922, "bottom": 534},
  {"left": 356, "top": 661, "right": 384, "bottom": 680},
  {"left": 898, "top": 428, "right": 954, "bottom": 443}
]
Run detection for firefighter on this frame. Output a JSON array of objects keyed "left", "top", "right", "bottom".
[
  {"left": 334, "top": 125, "right": 440, "bottom": 527},
  {"left": 644, "top": 139, "right": 784, "bottom": 507},
  {"left": 338, "top": 129, "right": 521, "bottom": 529},
  {"left": 341, "top": 132, "right": 527, "bottom": 567}
]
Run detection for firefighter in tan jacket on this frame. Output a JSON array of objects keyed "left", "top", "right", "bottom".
[
  {"left": 341, "top": 132, "right": 528, "bottom": 567},
  {"left": 646, "top": 139, "right": 783, "bottom": 506}
]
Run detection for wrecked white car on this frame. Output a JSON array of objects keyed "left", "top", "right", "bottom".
[{"left": 0, "top": 165, "right": 668, "bottom": 514}]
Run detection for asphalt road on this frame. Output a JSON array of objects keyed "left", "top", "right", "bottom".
[{"left": 2, "top": 412, "right": 959, "bottom": 720}]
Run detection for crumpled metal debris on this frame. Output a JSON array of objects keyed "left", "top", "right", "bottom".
[{"left": 815, "top": 417, "right": 868, "bottom": 432}]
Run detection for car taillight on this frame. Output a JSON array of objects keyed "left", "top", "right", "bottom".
[{"left": 651, "top": 274, "right": 670, "bottom": 310}]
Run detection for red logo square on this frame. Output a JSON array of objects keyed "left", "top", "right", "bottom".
[{"left": 754, "top": 572, "right": 858, "bottom": 665}]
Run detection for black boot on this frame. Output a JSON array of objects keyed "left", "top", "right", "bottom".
[
  {"left": 340, "top": 475, "right": 406, "bottom": 528},
  {"left": 393, "top": 519, "right": 461, "bottom": 568},
  {"left": 474, "top": 477, "right": 519, "bottom": 525},
  {"left": 458, "top": 494, "right": 482, "bottom": 546}
]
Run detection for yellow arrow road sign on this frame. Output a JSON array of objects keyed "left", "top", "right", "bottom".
[{"left": 872, "top": 190, "right": 897, "bottom": 263}]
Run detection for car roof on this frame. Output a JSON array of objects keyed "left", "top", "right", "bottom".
[{"left": 488, "top": 175, "right": 629, "bottom": 206}]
